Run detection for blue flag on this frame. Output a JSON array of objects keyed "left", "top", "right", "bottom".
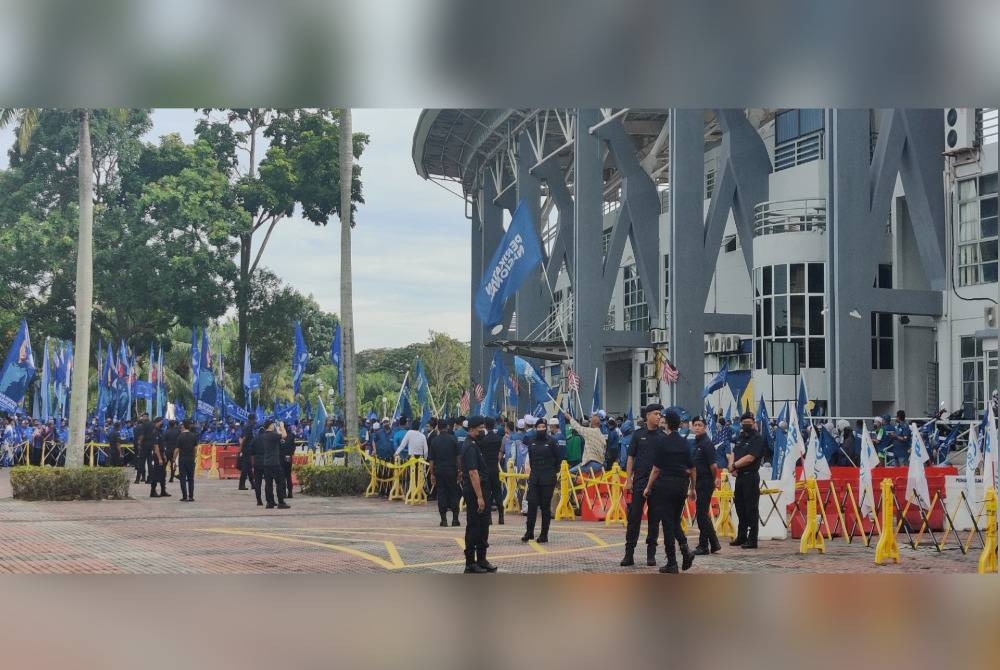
[
  {"left": 702, "top": 361, "right": 729, "bottom": 398},
  {"left": 796, "top": 376, "right": 810, "bottom": 428},
  {"left": 254, "top": 404, "right": 265, "bottom": 424},
  {"left": 309, "top": 397, "right": 328, "bottom": 449},
  {"left": 473, "top": 200, "right": 544, "bottom": 332},
  {"left": 756, "top": 396, "right": 772, "bottom": 448},
  {"left": 243, "top": 345, "right": 261, "bottom": 399},
  {"left": 482, "top": 352, "right": 502, "bottom": 417},
  {"left": 0, "top": 320, "right": 36, "bottom": 414},
  {"left": 292, "top": 321, "right": 308, "bottom": 395},
  {"left": 190, "top": 327, "right": 201, "bottom": 396},
  {"left": 133, "top": 380, "right": 154, "bottom": 400},
  {"left": 331, "top": 323, "right": 343, "bottom": 395},
  {"left": 414, "top": 358, "right": 431, "bottom": 408},
  {"left": 40, "top": 338, "right": 51, "bottom": 420},
  {"left": 421, "top": 402, "right": 431, "bottom": 428},
  {"left": 195, "top": 329, "right": 217, "bottom": 420},
  {"left": 176, "top": 402, "right": 186, "bottom": 421},
  {"left": 591, "top": 368, "right": 601, "bottom": 415}
]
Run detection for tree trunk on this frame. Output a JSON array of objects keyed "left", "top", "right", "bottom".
[
  {"left": 340, "top": 109, "right": 359, "bottom": 465},
  {"left": 66, "top": 110, "right": 94, "bottom": 468},
  {"left": 237, "top": 234, "right": 251, "bottom": 397}
]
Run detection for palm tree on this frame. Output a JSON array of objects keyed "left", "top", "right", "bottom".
[
  {"left": 1, "top": 108, "right": 95, "bottom": 468},
  {"left": 340, "top": 108, "right": 359, "bottom": 464}
]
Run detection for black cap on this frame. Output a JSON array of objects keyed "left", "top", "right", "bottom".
[
  {"left": 467, "top": 415, "right": 486, "bottom": 429},
  {"left": 740, "top": 411, "right": 754, "bottom": 422},
  {"left": 644, "top": 402, "right": 664, "bottom": 415}
]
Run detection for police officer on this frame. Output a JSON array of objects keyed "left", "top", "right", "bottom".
[
  {"left": 238, "top": 414, "right": 257, "bottom": 491},
  {"left": 643, "top": 409, "right": 696, "bottom": 573},
  {"left": 460, "top": 416, "right": 495, "bottom": 573},
  {"left": 731, "top": 411, "right": 765, "bottom": 549},
  {"left": 176, "top": 420, "right": 199, "bottom": 502},
  {"left": 689, "top": 416, "right": 721, "bottom": 555},
  {"left": 428, "top": 420, "right": 461, "bottom": 527},
  {"left": 621, "top": 403, "right": 665, "bottom": 567},
  {"left": 254, "top": 419, "right": 290, "bottom": 509},
  {"left": 162, "top": 420, "right": 180, "bottom": 483},
  {"left": 521, "top": 417, "right": 559, "bottom": 544},
  {"left": 107, "top": 421, "right": 122, "bottom": 467},
  {"left": 479, "top": 417, "right": 505, "bottom": 525},
  {"left": 280, "top": 421, "right": 296, "bottom": 499},
  {"left": 151, "top": 417, "right": 171, "bottom": 497},
  {"left": 134, "top": 412, "right": 151, "bottom": 484}
]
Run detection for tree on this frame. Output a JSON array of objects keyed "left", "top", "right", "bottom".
[
  {"left": 195, "top": 109, "right": 368, "bottom": 390},
  {"left": 339, "top": 108, "right": 360, "bottom": 462}
]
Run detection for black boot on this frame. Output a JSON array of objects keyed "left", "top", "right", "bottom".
[
  {"left": 659, "top": 562, "right": 679, "bottom": 574},
  {"left": 537, "top": 518, "right": 549, "bottom": 543},
  {"left": 464, "top": 550, "right": 486, "bottom": 574},
  {"left": 693, "top": 545, "right": 711, "bottom": 556},
  {"left": 497, "top": 509, "right": 504, "bottom": 525},
  {"left": 646, "top": 545, "right": 657, "bottom": 566},
  {"left": 620, "top": 545, "right": 635, "bottom": 567},
  {"left": 451, "top": 516, "right": 461, "bottom": 527},
  {"left": 477, "top": 549, "right": 498, "bottom": 573},
  {"left": 710, "top": 540, "right": 722, "bottom": 553},
  {"left": 730, "top": 537, "right": 746, "bottom": 547},
  {"left": 440, "top": 515, "right": 448, "bottom": 527},
  {"left": 680, "top": 543, "right": 695, "bottom": 571}
]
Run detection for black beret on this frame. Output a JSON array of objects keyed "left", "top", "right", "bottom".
[
  {"left": 643, "top": 403, "right": 664, "bottom": 415},
  {"left": 467, "top": 415, "right": 486, "bottom": 429},
  {"left": 740, "top": 411, "right": 755, "bottom": 421}
]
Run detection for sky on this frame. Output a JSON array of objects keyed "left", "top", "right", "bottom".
[{"left": 0, "top": 108, "right": 471, "bottom": 351}]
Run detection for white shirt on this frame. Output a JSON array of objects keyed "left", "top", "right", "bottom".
[{"left": 395, "top": 429, "right": 429, "bottom": 458}]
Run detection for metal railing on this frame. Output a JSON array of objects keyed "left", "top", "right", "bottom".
[
  {"left": 774, "top": 129, "right": 825, "bottom": 171},
  {"left": 753, "top": 197, "right": 827, "bottom": 237}
]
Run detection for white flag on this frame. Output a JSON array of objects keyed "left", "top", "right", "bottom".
[
  {"left": 906, "top": 422, "right": 931, "bottom": 510},
  {"left": 965, "top": 422, "right": 981, "bottom": 508},
  {"left": 780, "top": 405, "right": 805, "bottom": 490},
  {"left": 984, "top": 403, "right": 998, "bottom": 497},
  {"left": 859, "top": 422, "right": 880, "bottom": 517},
  {"left": 802, "top": 424, "right": 831, "bottom": 481}
]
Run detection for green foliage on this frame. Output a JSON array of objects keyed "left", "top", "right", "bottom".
[
  {"left": 10, "top": 466, "right": 131, "bottom": 501},
  {"left": 292, "top": 464, "right": 369, "bottom": 496}
]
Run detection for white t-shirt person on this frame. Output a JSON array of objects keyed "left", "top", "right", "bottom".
[{"left": 395, "top": 429, "right": 429, "bottom": 459}]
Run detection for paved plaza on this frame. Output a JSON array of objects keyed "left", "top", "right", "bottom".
[{"left": 0, "top": 471, "right": 983, "bottom": 574}]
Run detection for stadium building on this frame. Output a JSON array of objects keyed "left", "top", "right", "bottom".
[{"left": 412, "top": 109, "right": 999, "bottom": 420}]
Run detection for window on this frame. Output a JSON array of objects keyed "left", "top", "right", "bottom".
[
  {"left": 705, "top": 168, "right": 716, "bottom": 200},
  {"left": 549, "top": 288, "right": 573, "bottom": 339},
  {"left": 754, "top": 262, "right": 825, "bottom": 369},
  {"left": 623, "top": 264, "right": 649, "bottom": 332},
  {"left": 723, "top": 235, "right": 737, "bottom": 253},
  {"left": 961, "top": 336, "right": 999, "bottom": 416},
  {"left": 958, "top": 173, "right": 999, "bottom": 286},
  {"left": 774, "top": 109, "right": 825, "bottom": 171},
  {"left": 871, "top": 263, "right": 894, "bottom": 369},
  {"left": 605, "top": 304, "right": 616, "bottom": 331},
  {"left": 978, "top": 108, "right": 998, "bottom": 146},
  {"left": 601, "top": 228, "right": 612, "bottom": 258}
]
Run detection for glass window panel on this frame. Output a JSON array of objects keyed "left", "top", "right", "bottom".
[
  {"left": 809, "top": 296, "right": 824, "bottom": 335},
  {"left": 964, "top": 383, "right": 975, "bottom": 403},
  {"left": 960, "top": 222, "right": 976, "bottom": 243},
  {"left": 981, "top": 197, "right": 998, "bottom": 219},
  {"left": 789, "top": 263, "right": 806, "bottom": 293},
  {"left": 773, "top": 264, "right": 787, "bottom": 295},
  {"left": 799, "top": 109, "right": 824, "bottom": 135},
  {"left": 776, "top": 110, "right": 798, "bottom": 144},
  {"left": 981, "top": 242, "right": 999, "bottom": 262},
  {"left": 878, "top": 313, "right": 893, "bottom": 332},
  {"left": 871, "top": 340, "right": 879, "bottom": 368},
  {"left": 961, "top": 337, "right": 976, "bottom": 358},
  {"left": 879, "top": 338, "right": 893, "bottom": 369},
  {"left": 871, "top": 312, "right": 878, "bottom": 332},
  {"left": 808, "top": 263, "right": 824, "bottom": 293},
  {"left": 982, "top": 218, "right": 998, "bottom": 239},
  {"left": 960, "top": 202, "right": 979, "bottom": 224},
  {"left": 983, "top": 262, "right": 999, "bottom": 283},
  {"left": 808, "top": 338, "right": 825, "bottom": 369},
  {"left": 754, "top": 267, "right": 761, "bottom": 294},
  {"left": 774, "top": 296, "right": 788, "bottom": 337},
  {"left": 755, "top": 302, "right": 762, "bottom": 338},
  {"left": 981, "top": 173, "right": 998, "bottom": 196},
  {"left": 790, "top": 295, "right": 806, "bottom": 336},
  {"left": 878, "top": 264, "right": 893, "bottom": 289},
  {"left": 963, "top": 360, "right": 975, "bottom": 381},
  {"left": 762, "top": 266, "right": 772, "bottom": 296},
  {"left": 754, "top": 341, "right": 762, "bottom": 370},
  {"left": 791, "top": 337, "right": 806, "bottom": 369},
  {"left": 959, "top": 178, "right": 978, "bottom": 201},
  {"left": 976, "top": 338, "right": 983, "bottom": 355},
  {"left": 763, "top": 297, "right": 773, "bottom": 336}
]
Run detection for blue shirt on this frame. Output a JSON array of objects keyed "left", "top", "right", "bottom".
[{"left": 372, "top": 429, "right": 393, "bottom": 460}]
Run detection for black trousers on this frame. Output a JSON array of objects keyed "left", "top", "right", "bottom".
[
  {"left": 485, "top": 469, "right": 503, "bottom": 513},
  {"left": 624, "top": 478, "right": 659, "bottom": 551},
  {"left": 165, "top": 449, "right": 176, "bottom": 481},
  {"left": 135, "top": 449, "right": 148, "bottom": 483},
  {"left": 525, "top": 480, "right": 555, "bottom": 536},
  {"left": 282, "top": 459, "right": 293, "bottom": 497},
  {"left": 695, "top": 479, "right": 720, "bottom": 550},
  {"left": 148, "top": 459, "right": 164, "bottom": 494},
  {"left": 733, "top": 471, "right": 760, "bottom": 543},
  {"left": 29, "top": 447, "right": 42, "bottom": 466},
  {"left": 239, "top": 452, "right": 254, "bottom": 489},
  {"left": 652, "top": 476, "right": 690, "bottom": 565},
  {"left": 262, "top": 464, "right": 285, "bottom": 505},
  {"left": 178, "top": 459, "right": 195, "bottom": 499},
  {"left": 463, "top": 492, "right": 491, "bottom": 563},
  {"left": 436, "top": 472, "right": 460, "bottom": 519},
  {"left": 254, "top": 464, "right": 264, "bottom": 503}
]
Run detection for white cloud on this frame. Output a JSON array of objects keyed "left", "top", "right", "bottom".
[{"left": 0, "top": 107, "right": 472, "bottom": 350}]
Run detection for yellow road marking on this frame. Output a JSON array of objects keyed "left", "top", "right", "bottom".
[
  {"left": 584, "top": 532, "right": 609, "bottom": 547},
  {"left": 528, "top": 541, "right": 549, "bottom": 554},
  {"left": 455, "top": 538, "right": 465, "bottom": 549},
  {"left": 198, "top": 528, "right": 400, "bottom": 570},
  {"left": 403, "top": 542, "right": 625, "bottom": 570},
  {"left": 384, "top": 541, "right": 404, "bottom": 568}
]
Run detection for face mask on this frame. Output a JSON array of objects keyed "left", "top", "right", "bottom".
[
  {"left": 537, "top": 429, "right": 548, "bottom": 438},
  {"left": 742, "top": 424, "right": 752, "bottom": 433}
]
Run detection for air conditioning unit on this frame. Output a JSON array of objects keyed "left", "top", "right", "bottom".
[
  {"left": 710, "top": 335, "right": 725, "bottom": 353},
  {"left": 650, "top": 328, "right": 669, "bottom": 345},
  {"left": 727, "top": 336, "right": 741, "bottom": 352},
  {"left": 944, "top": 108, "right": 975, "bottom": 152},
  {"left": 642, "top": 379, "right": 660, "bottom": 396},
  {"left": 704, "top": 337, "right": 713, "bottom": 354},
  {"left": 639, "top": 363, "right": 655, "bottom": 379}
]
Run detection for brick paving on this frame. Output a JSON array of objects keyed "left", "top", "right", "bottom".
[{"left": 0, "top": 470, "right": 983, "bottom": 574}]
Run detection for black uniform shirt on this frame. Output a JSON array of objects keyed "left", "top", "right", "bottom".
[
  {"left": 651, "top": 431, "right": 693, "bottom": 479},
  {"left": 240, "top": 424, "right": 256, "bottom": 452},
  {"left": 280, "top": 433, "right": 296, "bottom": 460},
  {"left": 733, "top": 427, "right": 765, "bottom": 473},
  {"left": 526, "top": 432, "right": 560, "bottom": 486},
  {"left": 692, "top": 433, "right": 717, "bottom": 481},
  {"left": 162, "top": 427, "right": 180, "bottom": 453},
  {"left": 429, "top": 431, "right": 460, "bottom": 474},
  {"left": 107, "top": 428, "right": 120, "bottom": 450},
  {"left": 136, "top": 420, "right": 153, "bottom": 452},
  {"left": 478, "top": 432, "right": 503, "bottom": 473},
  {"left": 254, "top": 430, "right": 282, "bottom": 468},
  {"left": 176, "top": 431, "right": 198, "bottom": 462},
  {"left": 628, "top": 425, "right": 662, "bottom": 484},
  {"left": 461, "top": 436, "right": 490, "bottom": 500}
]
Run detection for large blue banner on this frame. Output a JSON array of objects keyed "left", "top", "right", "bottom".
[
  {"left": 0, "top": 320, "right": 35, "bottom": 413},
  {"left": 473, "top": 200, "right": 544, "bottom": 333}
]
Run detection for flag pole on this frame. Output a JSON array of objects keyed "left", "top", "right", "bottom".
[{"left": 391, "top": 371, "right": 410, "bottom": 420}]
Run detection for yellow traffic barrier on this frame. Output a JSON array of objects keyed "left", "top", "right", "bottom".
[
  {"left": 387, "top": 457, "right": 406, "bottom": 501},
  {"left": 799, "top": 477, "right": 825, "bottom": 554},
  {"left": 208, "top": 445, "right": 219, "bottom": 480},
  {"left": 604, "top": 463, "right": 628, "bottom": 527},
  {"left": 404, "top": 458, "right": 428, "bottom": 505},
  {"left": 554, "top": 460, "right": 576, "bottom": 521},
  {"left": 714, "top": 471, "right": 736, "bottom": 539},
  {"left": 875, "top": 478, "right": 900, "bottom": 565},
  {"left": 503, "top": 459, "right": 528, "bottom": 513},
  {"left": 979, "top": 488, "right": 997, "bottom": 574}
]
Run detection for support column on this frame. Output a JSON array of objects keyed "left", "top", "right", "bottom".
[
  {"left": 669, "top": 109, "right": 709, "bottom": 413},
  {"left": 470, "top": 184, "right": 486, "bottom": 386},
  {"left": 573, "top": 109, "right": 605, "bottom": 414},
  {"left": 827, "top": 109, "right": 874, "bottom": 417}
]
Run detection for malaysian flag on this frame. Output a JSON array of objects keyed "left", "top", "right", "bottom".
[
  {"left": 661, "top": 358, "right": 679, "bottom": 384},
  {"left": 459, "top": 389, "right": 471, "bottom": 413},
  {"left": 566, "top": 367, "right": 581, "bottom": 392},
  {"left": 474, "top": 383, "right": 485, "bottom": 402}
]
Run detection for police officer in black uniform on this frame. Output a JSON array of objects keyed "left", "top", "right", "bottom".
[
  {"left": 107, "top": 422, "right": 122, "bottom": 467},
  {"left": 479, "top": 417, "right": 505, "bottom": 525},
  {"left": 521, "top": 417, "right": 559, "bottom": 544},
  {"left": 731, "top": 411, "right": 765, "bottom": 549},
  {"left": 151, "top": 417, "right": 171, "bottom": 497},
  {"left": 643, "top": 409, "right": 696, "bottom": 573},
  {"left": 176, "top": 420, "right": 199, "bottom": 502},
  {"left": 428, "top": 420, "right": 461, "bottom": 527},
  {"left": 162, "top": 420, "right": 180, "bottom": 483},
  {"left": 134, "top": 412, "right": 151, "bottom": 484},
  {"left": 238, "top": 414, "right": 257, "bottom": 491},
  {"left": 280, "top": 421, "right": 296, "bottom": 499},
  {"left": 254, "top": 419, "right": 290, "bottom": 509},
  {"left": 460, "top": 416, "right": 495, "bottom": 573},
  {"left": 690, "top": 416, "right": 721, "bottom": 555},
  {"left": 621, "top": 403, "right": 665, "bottom": 567}
]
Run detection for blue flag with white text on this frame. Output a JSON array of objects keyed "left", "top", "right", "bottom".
[
  {"left": 0, "top": 320, "right": 36, "bottom": 413},
  {"left": 292, "top": 321, "right": 308, "bottom": 395}
]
